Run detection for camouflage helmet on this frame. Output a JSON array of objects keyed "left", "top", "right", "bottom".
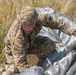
[{"left": 17, "top": 6, "right": 35, "bottom": 26}]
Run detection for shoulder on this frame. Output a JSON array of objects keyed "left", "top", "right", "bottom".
[
  {"left": 7, "top": 19, "right": 20, "bottom": 38},
  {"left": 8, "top": 19, "right": 19, "bottom": 32},
  {"left": 11, "top": 19, "right": 19, "bottom": 29}
]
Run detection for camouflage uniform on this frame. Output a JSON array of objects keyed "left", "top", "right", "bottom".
[
  {"left": 3, "top": 6, "right": 54, "bottom": 75},
  {"left": 3, "top": 6, "right": 36, "bottom": 74}
]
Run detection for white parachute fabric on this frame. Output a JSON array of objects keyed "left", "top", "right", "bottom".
[
  {"left": 38, "top": 26, "right": 76, "bottom": 75},
  {"left": 38, "top": 26, "right": 76, "bottom": 52},
  {"left": 66, "top": 61, "right": 76, "bottom": 75},
  {"left": 37, "top": 26, "right": 62, "bottom": 43},
  {"left": 44, "top": 50, "right": 76, "bottom": 75},
  {"left": 42, "top": 50, "right": 68, "bottom": 70},
  {"left": 35, "top": 7, "right": 54, "bottom": 16}
]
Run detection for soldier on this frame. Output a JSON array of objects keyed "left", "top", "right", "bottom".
[
  {"left": 3, "top": 6, "right": 55, "bottom": 75},
  {"left": 3, "top": 6, "right": 37, "bottom": 75}
]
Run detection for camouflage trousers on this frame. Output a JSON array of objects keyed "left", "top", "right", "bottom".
[
  {"left": 3, "top": 46, "right": 20, "bottom": 75},
  {"left": 3, "top": 45, "right": 29, "bottom": 75}
]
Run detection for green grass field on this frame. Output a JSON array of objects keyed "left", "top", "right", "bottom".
[{"left": 0, "top": 0, "right": 76, "bottom": 62}]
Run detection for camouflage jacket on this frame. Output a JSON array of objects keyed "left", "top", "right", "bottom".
[{"left": 5, "top": 19, "right": 42, "bottom": 50}]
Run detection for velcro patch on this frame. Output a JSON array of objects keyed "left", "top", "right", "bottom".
[{"left": 15, "top": 41, "right": 23, "bottom": 48}]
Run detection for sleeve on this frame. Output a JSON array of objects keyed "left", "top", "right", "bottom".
[
  {"left": 12, "top": 28, "right": 29, "bottom": 73},
  {"left": 47, "top": 13, "right": 76, "bottom": 35}
]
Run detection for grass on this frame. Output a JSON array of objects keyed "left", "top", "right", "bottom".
[{"left": 0, "top": 0, "right": 76, "bottom": 62}]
